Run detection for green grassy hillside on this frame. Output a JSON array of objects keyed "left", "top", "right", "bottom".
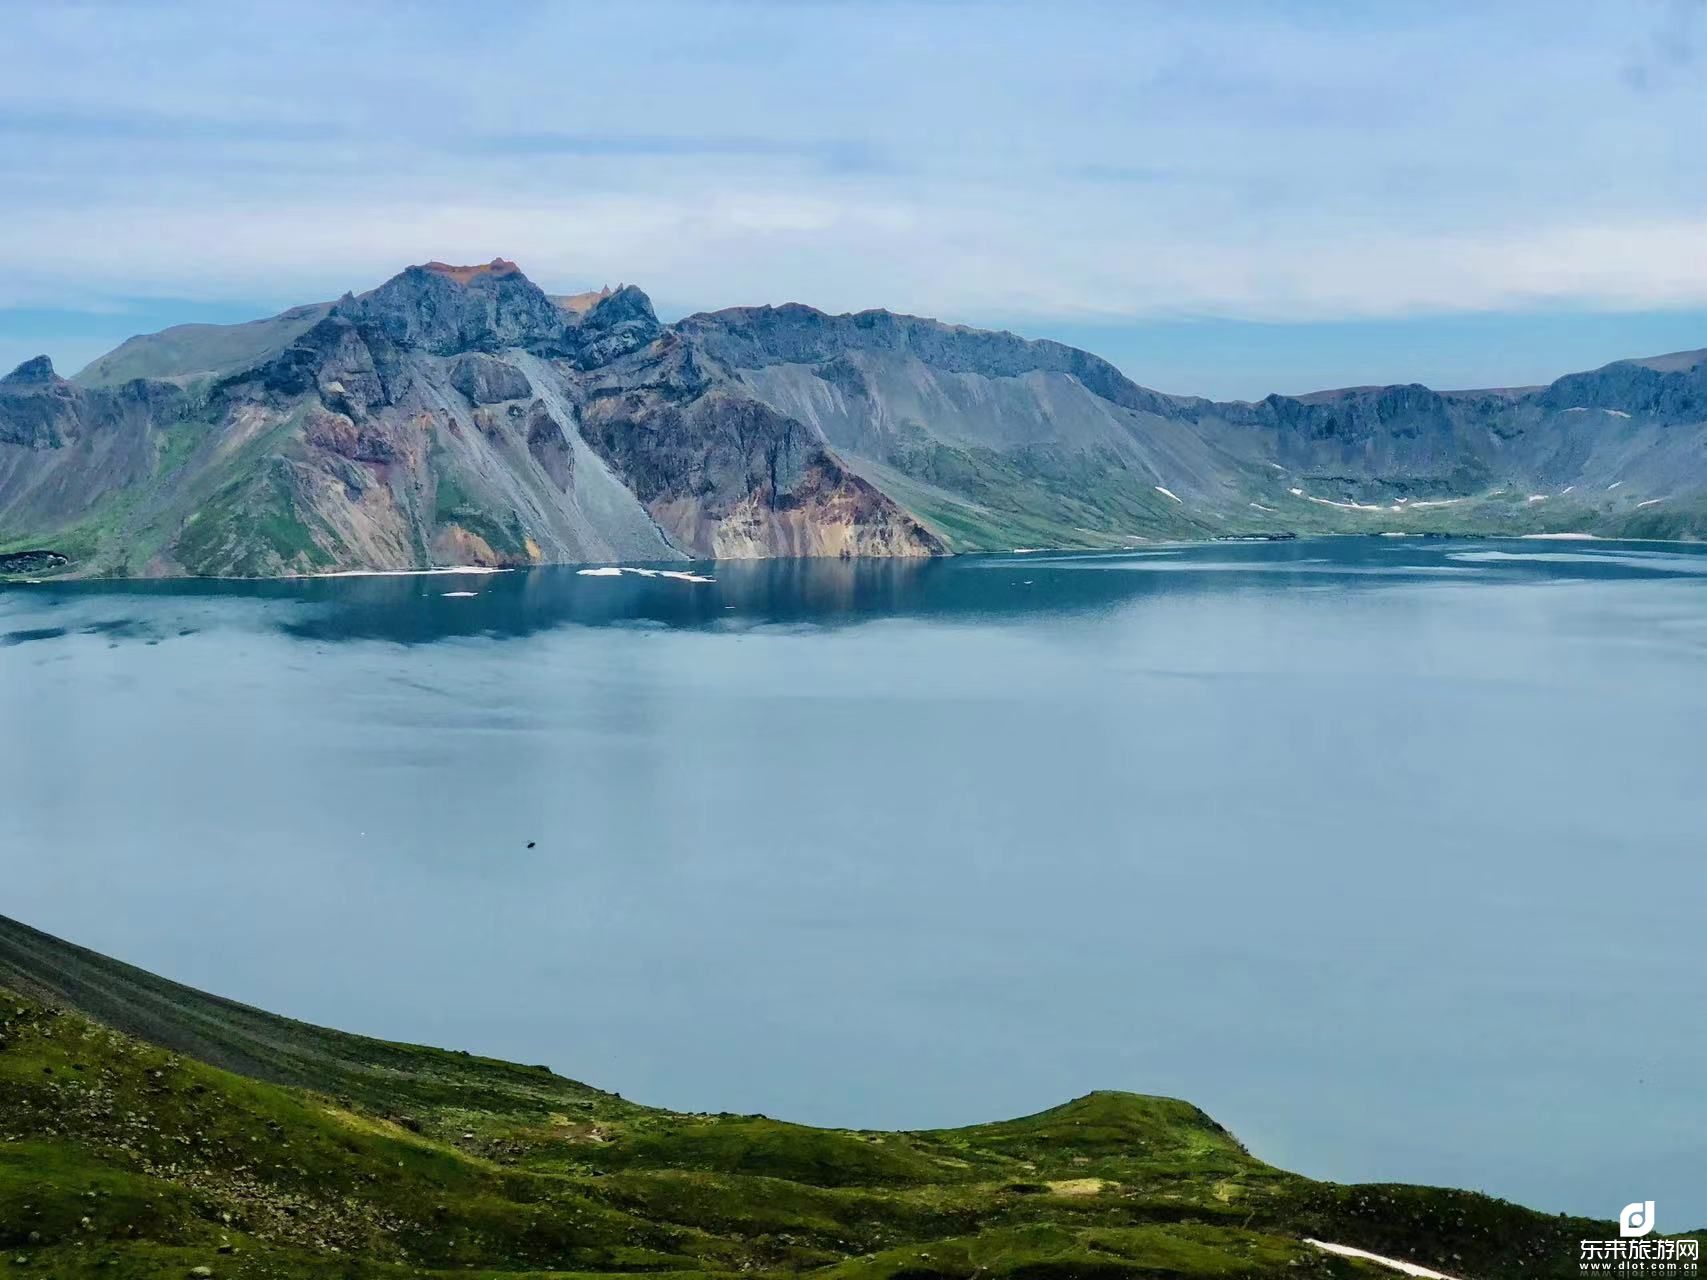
[
  {"left": 72, "top": 305, "right": 334, "bottom": 389},
  {"left": 0, "top": 915, "right": 1615, "bottom": 1278}
]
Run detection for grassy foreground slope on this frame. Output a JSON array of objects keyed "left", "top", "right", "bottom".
[{"left": 0, "top": 914, "right": 1604, "bottom": 1278}]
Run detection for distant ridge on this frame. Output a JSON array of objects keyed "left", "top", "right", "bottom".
[{"left": 3, "top": 258, "right": 1705, "bottom": 577}]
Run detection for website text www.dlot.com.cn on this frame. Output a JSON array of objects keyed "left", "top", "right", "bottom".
[{"left": 1579, "top": 1202, "right": 1700, "bottom": 1274}]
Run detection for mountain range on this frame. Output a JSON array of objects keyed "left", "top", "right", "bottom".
[{"left": 3, "top": 258, "right": 1705, "bottom": 577}]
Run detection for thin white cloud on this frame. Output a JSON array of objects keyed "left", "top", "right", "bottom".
[
  {"left": 2, "top": 1, "right": 1705, "bottom": 325},
  {"left": 6, "top": 193, "right": 1707, "bottom": 327}
]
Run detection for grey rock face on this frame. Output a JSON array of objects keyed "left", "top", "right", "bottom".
[
  {"left": 2, "top": 355, "right": 58, "bottom": 386},
  {"left": 679, "top": 304, "right": 1183, "bottom": 417},
  {"left": 576, "top": 331, "right": 944, "bottom": 559},
  {"left": 1, "top": 356, "right": 185, "bottom": 451},
  {"left": 335, "top": 260, "right": 572, "bottom": 358},
  {"left": 1540, "top": 353, "right": 1707, "bottom": 420},
  {"left": 523, "top": 400, "right": 574, "bottom": 492},
  {"left": 449, "top": 355, "right": 533, "bottom": 405},
  {"left": 0, "top": 358, "right": 81, "bottom": 447},
  {"left": 568, "top": 285, "right": 664, "bottom": 369}
]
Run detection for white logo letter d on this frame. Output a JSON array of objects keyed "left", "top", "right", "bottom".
[{"left": 1620, "top": 1201, "right": 1656, "bottom": 1238}]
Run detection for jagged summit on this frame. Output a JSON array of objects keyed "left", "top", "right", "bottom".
[
  {"left": 326, "top": 262, "right": 661, "bottom": 365},
  {"left": 2, "top": 354, "right": 58, "bottom": 385},
  {"left": 333, "top": 259, "right": 571, "bottom": 356},
  {"left": 419, "top": 257, "right": 522, "bottom": 284}
]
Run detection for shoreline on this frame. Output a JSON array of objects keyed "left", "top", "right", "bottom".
[{"left": 3, "top": 530, "right": 1704, "bottom": 585}]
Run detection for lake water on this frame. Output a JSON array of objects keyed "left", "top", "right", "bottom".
[{"left": 3, "top": 537, "right": 1704, "bottom": 1223}]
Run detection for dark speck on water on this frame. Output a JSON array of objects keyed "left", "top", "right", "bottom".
[{"left": 2, "top": 538, "right": 1705, "bottom": 1223}]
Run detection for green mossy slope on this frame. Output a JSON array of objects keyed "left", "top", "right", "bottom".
[{"left": 0, "top": 915, "right": 1617, "bottom": 1278}]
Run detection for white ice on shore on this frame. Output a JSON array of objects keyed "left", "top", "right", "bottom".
[
  {"left": 301, "top": 566, "right": 509, "bottom": 579},
  {"left": 576, "top": 566, "right": 715, "bottom": 583},
  {"left": 1305, "top": 1239, "right": 1464, "bottom": 1279}
]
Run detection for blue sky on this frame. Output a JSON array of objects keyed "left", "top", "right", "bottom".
[{"left": 3, "top": 0, "right": 1706, "bottom": 399}]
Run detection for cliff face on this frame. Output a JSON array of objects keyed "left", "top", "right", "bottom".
[
  {"left": 4, "top": 260, "right": 1707, "bottom": 577},
  {"left": 575, "top": 330, "right": 941, "bottom": 561},
  {"left": 680, "top": 303, "right": 1707, "bottom": 547},
  {"left": 0, "top": 261, "right": 941, "bottom": 576},
  {"left": 0, "top": 357, "right": 186, "bottom": 540}
]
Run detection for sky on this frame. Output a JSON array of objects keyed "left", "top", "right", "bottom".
[{"left": 2, "top": 0, "right": 1706, "bottom": 399}]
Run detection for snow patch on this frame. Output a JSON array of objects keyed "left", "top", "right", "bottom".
[
  {"left": 577, "top": 566, "right": 716, "bottom": 583},
  {"left": 1305, "top": 1239, "right": 1464, "bottom": 1279},
  {"left": 306, "top": 566, "right": 509, "bottom": 579},
  {"left": 1154, "top": 485, "right": 1183, "bottom": 504},
  {"left": 1605, "top": 409, "right": 1632, "bottom": 419},
  {"left": 1637, "top": 498, "right": 1663, "bottom": 508},
  {"left": 1307, "top": 495, "right": 1386, "bottom": 511}
]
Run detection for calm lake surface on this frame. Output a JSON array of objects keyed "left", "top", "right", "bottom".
[{"left": 3, "top": 538, "right": 1704, "bottom": 1222}]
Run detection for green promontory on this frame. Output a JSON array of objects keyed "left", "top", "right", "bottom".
[{"left": 0, "top": 914, "right": 1615, "bottom": 1278}]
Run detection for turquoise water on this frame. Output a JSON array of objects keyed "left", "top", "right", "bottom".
[{"left": 3, "top": 538, "right": 1704, "bottom": 1223}]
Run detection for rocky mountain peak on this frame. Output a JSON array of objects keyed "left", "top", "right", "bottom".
[
  {"left": 590, "top": 284, "right": 656, "bottom": 322},
  {"left": 321, "top": 262, "right": 662, "bottom": 369},
  {"left": 566, "top": 284, "right": 662, "bottom": 369},
  {"left": 1, "top": 354, "right": 87, "bottom": 450},
  {"left": 2, "top": 355, "right": 59, "bottom": 386},
  {"left": 333, "top": 260, "right": 570, "bottom": 358}
]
